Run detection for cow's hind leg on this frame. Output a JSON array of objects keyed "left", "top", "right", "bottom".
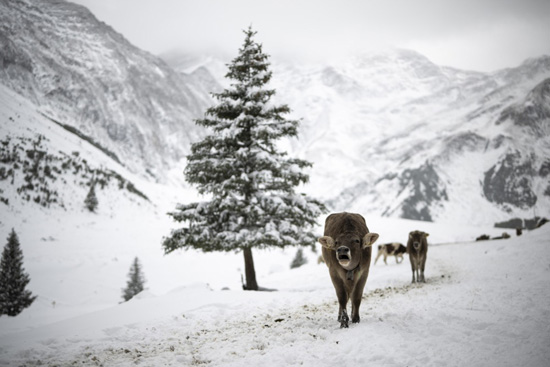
[
  {"left": 420, "top": 255, "right": 427, "bottom": 282},
  {"left": 410, "top": 258, "right": 417, "bottom": 283}
]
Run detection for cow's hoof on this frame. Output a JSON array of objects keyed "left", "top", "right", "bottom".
[
  {"left": 339, "top": 311, "right": 349, "bottom": 328},
  {"left": 352, "top": 316, "right": 360, "bottom": 323}
]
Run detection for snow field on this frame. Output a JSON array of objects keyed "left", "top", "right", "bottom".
[{"left": 0, "top": 202, "right": 548, "bottom": 366}]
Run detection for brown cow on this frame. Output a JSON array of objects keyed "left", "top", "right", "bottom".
[
  {"left": 318, "top": 212, "right": 379, "bottom": 328},
  {"left": 407, "top": 230, "right": 429, "bottom": 283},
  {"left": 374, "top": 242, "right": 406, "bottom": 265}
]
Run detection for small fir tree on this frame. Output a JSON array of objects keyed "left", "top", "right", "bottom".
[
  {"left": 163, "top": 27, "right": 326, "bottom": 290},
  {"left": 0, "top": 229, "right": 36, "bottom": 316},
  {"left": 122, "top": 257, "right": 146, "bottom": 302},
  {"left": 84, "top": 182, "right": 98, "bottom": 212},
  {"left": 290, "top": 248, "right": 308, "bottom": 269}
]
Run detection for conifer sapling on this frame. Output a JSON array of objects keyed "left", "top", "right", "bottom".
[
  {"left": 290, "top": 248, "right": 308, "bottom": 269},
  {"left": 0, "top": 229, "right": 36, "bottom": 316},
  {"left": 122, "top": 257, "right": 146, "bottom": 302},
  {"left": 84, "top": 182, "right": 98, "bottom": 212}
]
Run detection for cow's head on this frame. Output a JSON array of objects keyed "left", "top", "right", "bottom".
[
  {"left": 318, "top": 232, "right": 379, "bottom": 270},
  {"left": 408, "top": 231, "right": 429, "bottom": 251}
]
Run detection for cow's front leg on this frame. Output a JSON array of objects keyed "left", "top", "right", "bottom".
[
  {"left": 350, "top": 275, "right": 367, "bottom": 324},
  {"left": 333, "top": 278, "right": 349, "bottom": 327},
  {"left": 410, "top": 256, "right": 420, "bottom": 283},
  {"left": 339, "top": 308, "right": 349, "bottom": 328}
]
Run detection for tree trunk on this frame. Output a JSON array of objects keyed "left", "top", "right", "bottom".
[{"left": 243, "top": 247, "right": 259, "bottom": 291}]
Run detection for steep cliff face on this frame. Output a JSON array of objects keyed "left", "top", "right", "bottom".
[
  {"left": 496, "top": 78, "right": 550, "bottom": 137},
  {"left": 483, "top": 151, "right": 538, "bottom": 210},
  {"left": 0, "top": 0, "right": 214, "bottom": 178}
]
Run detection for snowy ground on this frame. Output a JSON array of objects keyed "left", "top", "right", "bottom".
[{"left": 0, "top": 193, "right": 549, "bottom": 366}]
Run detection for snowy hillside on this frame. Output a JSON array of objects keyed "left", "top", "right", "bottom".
[
  {"left": 266, "top": 52, "right": 550, "bottom": 224},
  {"left": 0, "top": 83, "right": 158, "bottom": 214},
  {"left": 0, "top": 0, "right": 215, "bottom": 179},
  {"left": 164, "top": 50, "right": 550, "bottom": 224}
]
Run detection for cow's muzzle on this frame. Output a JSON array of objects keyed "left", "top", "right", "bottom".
[
  {"left": 337, "top": 246, "right": 351, "bottom": 265},
  {"left": 413, "top": 242, "right": 420, "bottom": 250}
]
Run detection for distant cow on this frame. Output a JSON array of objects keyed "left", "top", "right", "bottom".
[
  {"left": 374, "top": 243, "right": 406, "bottom": 265},
  {"left": 407, "top": 230, "right": 429, "bottom": 283},
  {"left": 318, "top": 212, "right": 379, "bottom": 328},
  {"left": 476, "top": 234, "right": 490, "bottom": 241},
  {"left": 492, "top": 232, "right": 510, "bottom": 240}
]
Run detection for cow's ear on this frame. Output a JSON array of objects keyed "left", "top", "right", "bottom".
[
  {"left": 318, "top": 236, "right": 335, "bottom": 249},
  {"left": 362, "top": 233, "right": 379, "bottom": 248},
  {"left": 423, "top": 232, "right": 430, "bottom": 238}
]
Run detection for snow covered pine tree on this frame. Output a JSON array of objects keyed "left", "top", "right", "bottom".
[
  {"left": 0, "top": 229, "right": 36, "bottom": 316},
  {"left": 121, "top": 257, "right": 146, "bottom": 302},
  {"left": 163, "top": 27, "right": 325, "bottom": 290}
]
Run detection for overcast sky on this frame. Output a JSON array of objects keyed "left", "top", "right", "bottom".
[{"left": 71, "top": 0, "right": 550, "bottom": 72}]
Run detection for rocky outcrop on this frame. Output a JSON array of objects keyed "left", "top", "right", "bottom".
[
  {"left": 496, "top": 78, "right": 550, "bottom": 137},
  {"left": 398, "top": 162, "right": 448, "bottom": 221},
  {"left": 483, "top": 151, "right": 537, "bottom": 209}
]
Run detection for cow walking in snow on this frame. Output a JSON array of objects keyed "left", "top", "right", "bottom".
[
  {"left": 407, "top": 230, "right": 429, "bottom": 283},
  {"left": 374, "top": 243, "right": 407, "bottom": 265},
  {"left": 318, "top": 212, "right": 379, "bottom": 328}
]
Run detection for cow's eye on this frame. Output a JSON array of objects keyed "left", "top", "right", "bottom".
[
  {"left": 335, "top": 241, "right": 339, "bottom": 246},
  {"left": 355, "top": 239, "right": 360, "bottom": 244}
]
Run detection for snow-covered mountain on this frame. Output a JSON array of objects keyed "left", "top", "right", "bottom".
[
  {"left": 0, "top": 0, "right": 217, "bottom": 180},
  {"left": 162, "top": 49, "right": 550, "bottom": 224},
  {"left": 1, "top": 0, "right": 549, "bottom": 225}
]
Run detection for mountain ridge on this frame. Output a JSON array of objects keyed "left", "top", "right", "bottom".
[
  {"left": 0, "top": 0, "right": 213, "bottom": 179},
  {"left": 0, "top": 0, "right": 549, "bottom": 225}
]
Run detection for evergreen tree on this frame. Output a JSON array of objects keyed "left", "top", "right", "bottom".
[
  {"left": 163, "top": 27, "right": 326, "bottom": 290},
  {"left": 84, "top": 182, "right": 98, "bottom": 212},
  {"left": 122, "top": 257, "right": 146, "bottom": 302},
  {"left": 0, "top": 229, "right": 36, "bottom": 316},
  {"left": 290, "top": 248, "right": 308, "bottom": 269}
]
